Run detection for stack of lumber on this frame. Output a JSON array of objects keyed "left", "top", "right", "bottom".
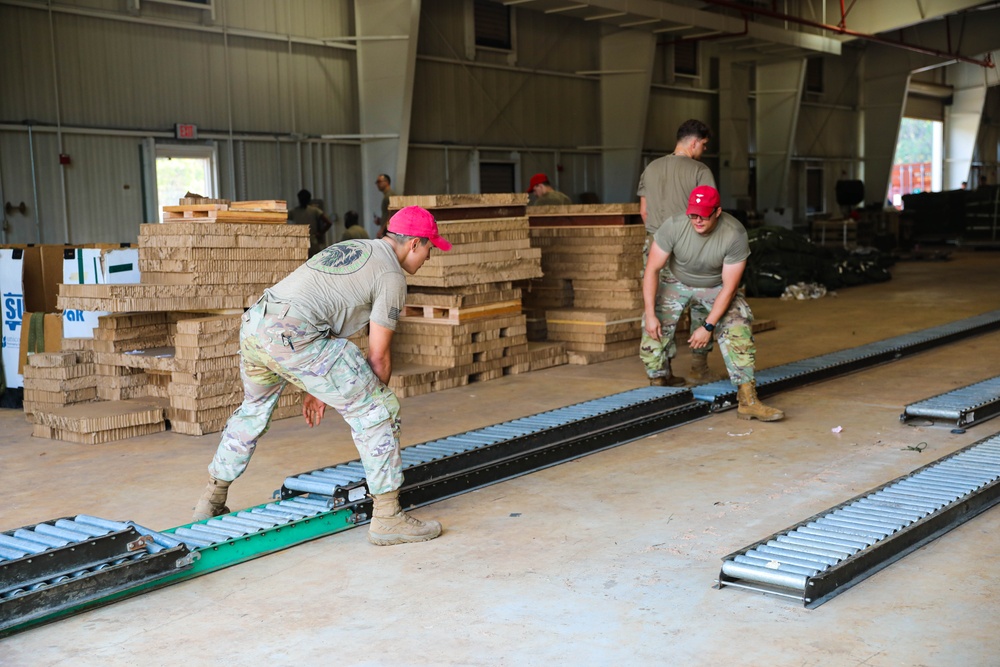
[
  {"left": 32, "top": 199, "right": 309, "bottom": 443},
  {"left": 386, "top": 193, "right": 560, "bottom": 398},
  {"left": 526, "top": 204, "right": 646, "bottom": 364},
  {"left": 22, "top": 351, "right": 97, "bottom": 419}
]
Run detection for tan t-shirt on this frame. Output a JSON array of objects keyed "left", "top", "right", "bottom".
[
  {"left": 530, "top": 190, "right": 572, "bottom": 206},
  {"left": 637, "top": 155, "right": 715, "bottom": 234},
  {"left": 653, "top": 212, "right": 750, "bottom": 288},
  {"left": 265, "top": 239, "right": 406, "bottom": 337}
]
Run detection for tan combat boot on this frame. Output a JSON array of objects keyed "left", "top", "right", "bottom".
[
  {"left": 649, "top": 359, "right": 686, "bottom": 387},
  {"left": 737, "top": 381, "right": 785, "bottom": 422},
  {"left": 368, "top": 489, "right": 442, "bottom": 546},
  {"left": 192, "top": 477, "right": 231, "bottom": 522},
  {"left": 689, "top": 354, "right": 712, "bottom": 382}
]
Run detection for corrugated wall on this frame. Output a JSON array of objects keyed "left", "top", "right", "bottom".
[{"left": 0, "top": 0, "right": 359, "bottom": 245}]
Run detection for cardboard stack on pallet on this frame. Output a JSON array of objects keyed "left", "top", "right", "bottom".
[
  {"left": 385, "top": 193, "right": 562, "bottom": 397},
  {"left": 30, "top": 199, "right": 310, "bottom": 443},
  {"left": 526, "top": 205, "right": 646, "bottom": 364}
]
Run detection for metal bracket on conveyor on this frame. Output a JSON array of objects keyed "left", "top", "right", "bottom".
[
  {"left": 901, "top": 375, "right": 1000, "bottom": 428},
  {"left": 693, "top": 309, "right": 1000, "bottom": 410},
  {"left": 279, "top": 386, "right": 708, "bottom": 514},
  {"left": 717, "top": 430, "right": 1000, "bottom": 608},
  {"left": 0, "top": 515, "right": 191, "bottom": 635}
]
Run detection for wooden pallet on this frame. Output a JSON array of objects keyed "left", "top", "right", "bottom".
[{"left": 400, "top": 299, "right": 522, "bottom": 323}]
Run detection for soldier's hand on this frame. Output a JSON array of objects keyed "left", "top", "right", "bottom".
[
  {"left": 303, "top": 394, "right": 327, "bottom": 428},
  {"left": 688, "top": 327, "right": 712, "bottom": 350},
  {"left": 643, "top": 314, "right": 661, "bottom": 341}
]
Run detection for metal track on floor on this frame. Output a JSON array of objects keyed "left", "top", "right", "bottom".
[
  {"left": 717, "top": 430, "right": 1000, "bottom": 607},
  {"left": 281, "top": 386, "right": 705, "bottom": 511},
  {"left": 693, "top": 308, "right": 1000, "bottom": 409},
  {"left": 901, "top": 375, "right": 1000, "bottom": 428}
]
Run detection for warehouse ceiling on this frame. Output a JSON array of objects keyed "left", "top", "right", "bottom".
[{"left": 497, "top": 0, "right": 999, "bottom": 64}]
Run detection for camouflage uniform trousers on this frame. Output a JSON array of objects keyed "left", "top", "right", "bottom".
[
  {"left": 207, "top": 299, "right": 403, "bottom": 495},
  {"left": 643, "top": 234, "right": 713, "bottom": 359},
  {"left": 639, "top": 273, "right": 757, "bottom": 386}
]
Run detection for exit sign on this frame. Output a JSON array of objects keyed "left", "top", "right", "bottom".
[{"left": 175, "top": 123, "right": 198, "bottom": 140}]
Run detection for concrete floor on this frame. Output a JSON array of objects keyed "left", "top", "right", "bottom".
[{"left": 3, "top": 250, "right": 1000, "bottom": 666}]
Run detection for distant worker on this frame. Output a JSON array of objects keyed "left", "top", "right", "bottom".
[
  {"left": 375, "top": 173, "right": 396, "bottom": 239},
  {"left": 637, "top": 118, "right": 717, "bottom": 384},
  {"left": 193, "top": 206, "right": 454, "bottom": 545},
  {"left": 288, "top": 189, "right": 333, "bottom": 258},
  {"left": 527, "top": 173, "right": 571, "bottom": 206},
  {"left": 340, "top": 210, "right": 369, "bottom": 242},
  {"left": 642, "top": 186, "right": 784, "bottom": 422}
]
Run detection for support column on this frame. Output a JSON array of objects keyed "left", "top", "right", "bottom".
[
  {"left": 944, "top": 61, "right": 989, "bottom": 190},
  {"left": 754, "top": 59, "right": 806, "bottom": 216},
  {"left": 861, "top": 44, "right": 936, "bottom": 207},
  {"left": 599, "top": 28, "right": 656, "bottom": 204},
  {"left": 718, "top": 57, "right": 752, "bottom": 210},
  {"left": 355, "top": 0, "right": 421, "bottom": 235}
]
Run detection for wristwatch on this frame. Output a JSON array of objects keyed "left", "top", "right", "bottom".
[{"left": 703, "top": 322, "right": 716, "bottom": 332}]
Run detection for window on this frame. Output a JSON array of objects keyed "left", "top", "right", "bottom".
[
  {"left": 479, "top": 163, "right": 516, "bottom": 194},
  {"left": 805, "top": 58, "right": 824, "bottom": 94},
  {"left": 674, "top": 40, "right": 698, "bottom": 77},
  {"left": 805, "top": 167, "right": 824, "bottom": 215},
  {"left": 154, "top": 144, "right": 219, "bottom": 221},
  {"left": 889, "top": 118, "right": 943, "bottom": 209},
  {"left": 474, "top": 0, "right": 511, "bottom": 50}
]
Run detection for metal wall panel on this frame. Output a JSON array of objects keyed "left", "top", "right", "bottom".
[
  {"left": 644, "top": 89, "right": 714, "bottom": 153},
  {"left": 0, "top": 6, "right": 58, "bottom": 124},
  {"left": 62, "top": 134, "right": 145, "bottom": 243}
]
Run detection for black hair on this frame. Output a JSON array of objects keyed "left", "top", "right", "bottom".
[
  {"left": 297, "top": 189, "right": 311, "bottom": 207},
  {"left": 344, "top": 210, "right": 359, "bottom": 227},
  {"left": 676, "top": 119, "right": 712, "bottom": 142}
]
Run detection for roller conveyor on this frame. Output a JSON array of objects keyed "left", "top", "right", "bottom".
[
  {"left": 901, "top": 375, "right": 1000, "bottom": 427},
  {"left": 0, "top": 516, "right": 193, "bottom": 633},
  {"left": 280, "top": 386, "right": 705, "bottom": 508},
  {"left": 718, "top": 431, "right": 1000, "bottom": 607},
  {"left": 5, "top": 309, "right": 1000, "bottom": 635},
  {"left": 693, "top": 308, "right": 1000, "bottom": 409}
]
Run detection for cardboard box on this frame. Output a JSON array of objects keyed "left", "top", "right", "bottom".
[{"left": 62, "top": 247, "right": 141, "bottom": 339}]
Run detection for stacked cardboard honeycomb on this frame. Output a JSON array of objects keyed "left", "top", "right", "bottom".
[
  {"left": 525, "top": 205, "right": 646, "bottom": 364},
  {"left": 22, "top": 351, "right": 97, "bottom": 418},
  {"left": 35, "top": 199, "right": 309, "bottom": 443},
  {"left": 386, "top": 193, "right": 563, "bottom": 397}
]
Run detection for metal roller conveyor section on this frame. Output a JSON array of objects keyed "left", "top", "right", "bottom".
[
  {"left": 0, "top": 515, "right": 193, "bottom": 634},
  {"left": 901, "top": 375, "right": 1000, "bottom": 428},
  {"left": 281, "top": 386, "right": 706, "bottom": 510},
  {"left": 718, "top": 431, "right": 1000, "bottom": 607},
  {"left": 693, "top": 309, "right": 1000, "bottom": 409}
]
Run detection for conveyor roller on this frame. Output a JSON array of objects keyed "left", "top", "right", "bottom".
[
  {"left": 901, "top": 375, "right": 1000, "bottom": 427},
  {"left": 718, "top": 431, "right": 1000, "bottom": 607}
]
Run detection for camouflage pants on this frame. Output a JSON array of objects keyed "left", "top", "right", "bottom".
[
  {"left": 639, "top": 273, "right": 757, "bottom": 386},
  {"left": 643, "top": 234, "right": 713, "bottom": 358},
  {"left": 207, "top": 299, "right": 403, "bottom": 495}
]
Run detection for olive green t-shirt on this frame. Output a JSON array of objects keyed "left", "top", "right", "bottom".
[
  {"left": 530, "top": 189, "right": 572, "bottom": 206},
  {"left": 265, "top": 239, "right": 406, "bottom": 337},
  {"left": 637, "top": 154, "right": 715, "bottom": 234},
  {"left": 652, "top": 212, "right": 750, "bottom": 288}
]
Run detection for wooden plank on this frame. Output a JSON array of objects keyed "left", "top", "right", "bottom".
[{"left": 400, "top": 300, "right": 522, "bottom": 323}]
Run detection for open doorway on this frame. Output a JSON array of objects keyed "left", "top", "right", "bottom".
[
  {"left": 888, "top": 118, "right": 943, "bottom": 209},
  {"left": 153, "top": 144, "right": 219, "bottom": 220}
]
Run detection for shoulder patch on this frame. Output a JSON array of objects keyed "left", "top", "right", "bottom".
[{"left": 307, "top": 241, "right": 372, "bottom": 274}]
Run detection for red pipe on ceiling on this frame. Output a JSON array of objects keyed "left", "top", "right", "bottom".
[{"left": 696, "top": 0, "right": 995, "bottom": 68}]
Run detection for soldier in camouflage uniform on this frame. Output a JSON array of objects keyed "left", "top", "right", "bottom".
[
  {"left": 193, "top": 206, "right": 453, "bottom": 545},
  {"left": 642, "top": 186, "right": 783, "bottom": 422}
]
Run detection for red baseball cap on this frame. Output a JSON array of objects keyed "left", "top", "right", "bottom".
[
  {"left": 387, "top": 206, "right": 452, "bottom": 251},
  {"left": 686, "top": 185, "right": 721, "bottom": 218},
  {"left": 526, "top": 173, "right": 549, "bottom": 192}
]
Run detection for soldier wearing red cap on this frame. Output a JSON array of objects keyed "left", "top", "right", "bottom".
[
  {"left": 526, "top": 173, "right": 571, "bottom": 206},
  {"left": 641, "top": 186, "right": 784, "bottom": 422},
  {"left": 193, "top": 206, "right": 453, "bottom": 545}
]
